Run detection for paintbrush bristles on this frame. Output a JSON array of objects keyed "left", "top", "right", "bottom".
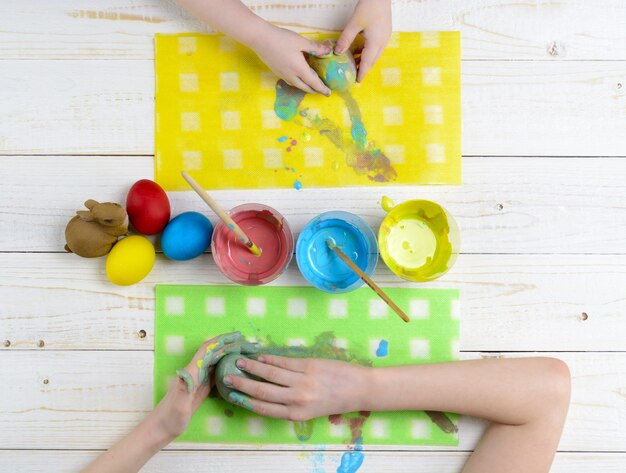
[
  {"left": 181, "top": 171, "right": 261, "bottom": 257},
  {"left": 325, "top": 239, "right": 410, "bottom": 323}
]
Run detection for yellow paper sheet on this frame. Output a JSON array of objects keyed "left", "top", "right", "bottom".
[{"left": 155, "top": 32, "right": 461, "bottom": 190}]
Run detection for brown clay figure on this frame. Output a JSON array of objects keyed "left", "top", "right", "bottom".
[{"left": 64, "top": 200, "right": 129, "bottom": 257}]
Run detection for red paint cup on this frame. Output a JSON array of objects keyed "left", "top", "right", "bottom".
[{"left": 211, "top": 204, "right": 294, "bottom": 285}]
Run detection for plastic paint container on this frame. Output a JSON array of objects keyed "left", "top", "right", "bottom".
[
  {"left": 212, "top": 204, "right": 293, "bottom": 286},
  {"left": 296, "top": 211, "right": 378, "bottom": 293},
  {"left": 378, "top": 199, "right": 460, "bottom": 282}
]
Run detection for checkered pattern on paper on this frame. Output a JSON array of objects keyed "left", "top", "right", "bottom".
[
  {"left": 155, "top": 285, "right": 460, "bottom": 445},
  {"left": 154, "top": 32, "right": 461, "bottom": 190}
]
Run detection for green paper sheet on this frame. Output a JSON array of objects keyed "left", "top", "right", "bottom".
[{"left": 155, "top": 285, "right": 460, "bottom": 445}]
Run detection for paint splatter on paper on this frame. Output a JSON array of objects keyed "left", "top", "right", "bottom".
[
  {"left": 337, "top": 447, "right": 364, "bottom": 473},
  {"left": 375, "top": 339, "right": 389, "bottom": 357},
  {"left": 274, "top": 80, "right": 306, "bottom": 121},
  {"left": 273, "top": 80, "right": 397, "bottom": 183},
  {"left": 329, "top": 414, "right": 369, "bottom": 473},
  {"left": 294, "top": 420, "right": 314, "bottom": 441}
]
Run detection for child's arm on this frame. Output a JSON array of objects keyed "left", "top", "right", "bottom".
[
  {"left": 81, "top": 332, "right": 260, "bottom": 473},
  {"left": 176, "top": 0, "right": 332, "bottom": 95},
  {"left": 227, "top": 356, "right": 571, "bottom": 473},
  {"left": 335, "top": 0, "right": 392, "bottom": 82}
]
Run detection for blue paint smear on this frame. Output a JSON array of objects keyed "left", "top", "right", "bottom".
[
  {"left": 228, "top": 391, "right": 253, "bottom": 410},
  {"left": 293, "top": 180, "right": 303, "bottom": 190},
  {"left": 278, "top": 136, "right": 288, "bottom": 142},
  {"left": 337, "top": 450, "right": 364, "bottom": 473},
  {"left": 350, "top": 118, "right": 367, "bottom": 148},
  {"left": 325, "top": 60, "right": 350, "bottom": 91},
  {"left": 375, "top": 339, "right": 389, "bottom": 357},
  {"left": 310, "top": 451, "right": 326, "bottom": 473}
]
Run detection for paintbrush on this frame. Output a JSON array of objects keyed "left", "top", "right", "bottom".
[
  {"left": 325, "top": 239, "right": 410, "bottom": 323},
  {"left": 181, "top": 171, "right": 262, "bottom": 256}
]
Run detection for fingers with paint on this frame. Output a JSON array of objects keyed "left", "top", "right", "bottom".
[{"left": 176, "top": 332, "right": 262, "bottom": 393}]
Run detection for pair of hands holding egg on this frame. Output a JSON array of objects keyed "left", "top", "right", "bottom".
[{"left": 251, "top": 0, "right": 392, "bottom": 95}]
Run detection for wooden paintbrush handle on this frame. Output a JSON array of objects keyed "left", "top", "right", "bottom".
[{"left": 330, "top": 245, "right": 410, "bottom": 323}]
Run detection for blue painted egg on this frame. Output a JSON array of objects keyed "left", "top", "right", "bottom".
[{"left": 161, "top": 212, "right": 213, "bottom": 261}]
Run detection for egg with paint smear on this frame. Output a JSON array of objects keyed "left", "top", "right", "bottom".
[
  {"left": 106, "top": 235, "right": 155, "bottom": 286},
  {"left": 161, "top": 211, "right": 213, "bottom": 261},
  {"left": 214, "top": 353, "right": 258, "bottom": 402},
  {"left": 126, "top": 179, "right": 171, "bottom": 235},
  {"left": 307, "top": 40, "right": 357, "bottom": 91}
]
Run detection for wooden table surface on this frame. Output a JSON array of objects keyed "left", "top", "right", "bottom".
[{"left": 1, "top": 1, "right": 625, "bottom": 471}]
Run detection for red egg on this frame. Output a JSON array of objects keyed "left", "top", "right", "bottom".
[{"left": 126, "top": 179, "right": 171, "bottom": 235}]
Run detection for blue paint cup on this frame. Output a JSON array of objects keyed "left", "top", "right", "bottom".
[{"left": 296, "top": 211, "right": 378, "bottom": 293}]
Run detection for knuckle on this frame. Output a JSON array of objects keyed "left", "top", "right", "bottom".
[
  {"left": 265, "top": 366, "right": 280, "bottom": 380},
  {"left": 293, "top": 392, "right": 312, "bottom": 406},
  {"left": 255, "top": 403, "right": 268, "bottom": 416},
  {"left": 254, "top": 385, "right": 269, "bottom": 399}
]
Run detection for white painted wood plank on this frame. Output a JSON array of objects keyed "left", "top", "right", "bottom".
[
  {"left": 0, "top": 351, "right": 623, "bottom": 451},
  {"left": 1, "top": 253, "right": 624, "bottom": 352},
  {"left": 2, "top": 0, "right": 626, "bottom": 60},
  {"left": 1, "top": 60, "right": 625, "bottom": 156},
  {"left": 2, "top": 450, "right": 625, "bottom": 473},
  {"left": 463, "top": 61, "right": 626, "bottom": 156},
  {"left": 2, "top": 156, "right": 626, "bottom": 254},
  {"left": 0, "top": 60, "right": 153, "bottom": 155}
]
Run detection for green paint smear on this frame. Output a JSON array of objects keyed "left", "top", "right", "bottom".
[
  {"left": 260, "top": 331, "right": 371, "bottom": 366},
  {"left": 294, "top": 420, "right": 315, "bottom": 441},
  {"left": 274, "top": 79, "right": 305, "bottom": 121}
]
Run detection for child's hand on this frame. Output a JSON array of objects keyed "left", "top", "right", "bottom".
[
  {"left": 335, "top": 0, "right": 392, "bottom": 82},
  {"left": 175, "top": 331, "right": 260, "bottom": 393},
  {"left": 154, "top": 332, "right": 261, "bottom": 439},
  {"left": 251, "top": 25, "right": 332, "bottom": 96},
  {"left": 224, "top": 355, "right": 369, "bottom": 421}
]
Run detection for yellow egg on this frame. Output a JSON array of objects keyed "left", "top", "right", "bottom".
[{"left": 106, "top": 235, "right": 155, "bottom": 286}]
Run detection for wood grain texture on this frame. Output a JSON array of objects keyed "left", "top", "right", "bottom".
[
  {"left": 1, "top": 60, "right": 626, "bottom": 156},
  {"left": 2, "top": 0, "right": 626, "bottom": 467},
  {"left": 1, "top": 253, "right": 624, "bottom": 352},
  {"left": 2, "top": 450, "right": 626, "bottom": 473},
  {"left": 1, "top": 156, "right": 626, "bottom": 254},
  {"left": 2, "top": 0, "right": 626, "bottom": 60},
  {"left": 0, "top": 350, "right": 623, "bottom": 451}
]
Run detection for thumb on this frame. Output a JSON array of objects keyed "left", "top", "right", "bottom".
[
  {"left": 356, "top": 43, "right": 382, "bottom": 83},
  {"left": 176, "top": 368, "right": 195, "bottom": 393},
  {"left": 335, "top": 21, "right": 362, "bottom": 54}
]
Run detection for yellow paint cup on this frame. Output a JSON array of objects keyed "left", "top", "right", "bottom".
[{"left": 378, "top": 199, "right": 460, "bottom": 282}]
